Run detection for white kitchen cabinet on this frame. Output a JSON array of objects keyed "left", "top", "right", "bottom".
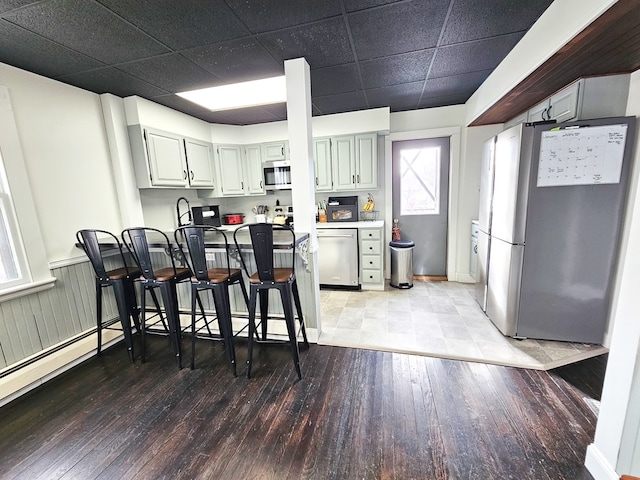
[
  {"left": 128, "top": 125, "right": 216, "bottom": 189},
  {"left": 215, "top": 145, "right": 245, "bottom": 196},
  {"left": 331, "top": 135, "right": 356, "bottom": 191},
  {"left": 360, "top": 226, "right": 384, "bottom": 291},
  {"left": 527, "top": 81, "right": 580, "bottom": 123},
  {"left": 184, "top": 138, "right": 216, "bottom": 188},
  {"left": 506, "top": 74, "right": 630, "bottom": 128},
  {"left": 355, "top": 133, "right": 377, "bottom": 190},
  {"left": 314, "top": 138, "right": 333, "bottom": 192},
  {"left": 244, "top": 144, "right": 265, "bottom": 195},
  {"left": 261, "top": 141, "right": 288, "bottom": 162},
  {"left": 331, "top": 133, "right": 378, "bottom": 191}
]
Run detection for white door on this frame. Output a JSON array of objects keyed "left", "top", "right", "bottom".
[
  {"left": 331, "top": 135, "right": 356, "bottom": 191},
  {"left": 355, "top": 133, "right": 377, "bottom": 190},
  {"left": 392, "top": 137, "right": 450, "bottom": 276},
  {"left": 244, "top": 145, "right": 265, "bottom": 194},
  {"left": 314, "top": 138, "right": 333, "bottom": 191}
]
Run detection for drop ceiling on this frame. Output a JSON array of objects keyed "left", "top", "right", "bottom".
[{"left": 0, "top": 0, "right": 555, "bottom": 125}]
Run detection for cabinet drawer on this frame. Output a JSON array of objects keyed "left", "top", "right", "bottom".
[
  {"left": 361, "top": 240, "right": 381, "bottom": 255},
  {"left": 360, "top": 228, "right": 380, "bottom": 240},
  {"left": 361, "top": 269, "right": 382, "bottom": 284},
  {"left": 361, "top": 254, "right": 381, "bottom": 270}
]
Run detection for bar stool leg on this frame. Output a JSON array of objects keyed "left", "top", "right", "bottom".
[
  {"left": 212, "top": 285, "right": 237, "bottom": 377},
  {"left": 140, "top": 285, "right": 148, "bottom": 363},
  {"left": 280, "top": 285, "right": 302, "bottom": 380},
  {"left": 292, "top": 279, "right": 309, "bottom": 348},
  {"left": 247, "top": 287, "right": 259, "bottom": 378},
  {"left": 113, "top": 280, "right": 135, "bottom": 363},
  {"left": 259, "top": 289, "right": 269, "bottom": 341},
  {"left": 190, "top": 286, "right": 198, "bottom": 370},
  {"left": 96, "top": 279, "right": 103, "bottom": 356}
]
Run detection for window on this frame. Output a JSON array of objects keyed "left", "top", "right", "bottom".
[
  {"left": 0, "top": 83, "right": 55, "bottom": 301},
  {"left": 0, "top": 152, "right": 26, "bottom": 288},
  {"left": 400, "top": 146, "right": 441, "bottom": 215}
]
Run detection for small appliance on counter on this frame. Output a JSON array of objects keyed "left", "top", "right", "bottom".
[
  {"left": 222, "top": 213, "right": 245, "bottom": 225},
  {"left": 327, "top": 196, "right": 358, "bottom": 222},
  {"left": 191, "top": 205, "right": 221, "bottom": 227},
  {"left": 273, "top": 204, "right": 293, "bottom": 225}
]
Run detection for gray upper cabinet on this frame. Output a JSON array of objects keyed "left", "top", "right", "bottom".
[
  {"left": 128, "top": 125, "right": 215, "bottom": 189},
  {"left": 355, "top": 133, "right": 378, "bottom": 190},
  {"left": 331, "top": 133, "right": 378, "bottom": 191},
  {"left": 244, "top": 144, "right": 265, "bottom": 195},
  {"left": 184, "top": 138, "right": 215, "bottom": 188},
  {"left": 215, "top": 145, "right": 245, "bottom": 196},
  {"left": 261, "top": 141, "right": 288, "bottom": 162},
  {"left": 506, "top": 74, "right": 630, "bottom": 129},
  {"left": 314, "top": 138, "right": 333, "bottom": 191}
]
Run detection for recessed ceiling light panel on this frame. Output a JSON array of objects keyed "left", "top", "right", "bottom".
[{"left": 177, "top": 76, "right": 287, "bottom": 112}]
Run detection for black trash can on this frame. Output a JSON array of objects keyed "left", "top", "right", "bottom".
[{"left": 389, "top": 240, "right": 415, "bottom": 289}]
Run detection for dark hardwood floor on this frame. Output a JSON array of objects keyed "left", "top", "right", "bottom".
[{"left": 0, "top": 336, "right": 604, "bottom": 479}]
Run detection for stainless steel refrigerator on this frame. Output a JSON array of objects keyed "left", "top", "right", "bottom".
[{"left": 475, "top": 116, "right": 636, "bottom": 343}]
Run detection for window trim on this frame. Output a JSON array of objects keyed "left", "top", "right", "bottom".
[{"left": 0, "top": 85, "right": 55, "bottom": 302}]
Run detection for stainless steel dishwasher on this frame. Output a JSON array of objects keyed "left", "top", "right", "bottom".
[{"left": 317, "top": 228, "right": 359, "bottom": 288}]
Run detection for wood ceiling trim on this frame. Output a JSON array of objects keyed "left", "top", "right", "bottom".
[{"left": 470, "top": 0, "right": 640, "bottom": 126}]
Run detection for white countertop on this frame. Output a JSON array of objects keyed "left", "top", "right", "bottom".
[{"left": 316, "top": 220, "right": 384, "bottom": 228}]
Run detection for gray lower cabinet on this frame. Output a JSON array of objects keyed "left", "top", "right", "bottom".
[{"left": 359, "top": 226, "right": 384, "bottom": 290}]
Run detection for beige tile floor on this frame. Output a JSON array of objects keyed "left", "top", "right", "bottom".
[{"left": 317, "top": 280, "right": 607, "bottom": 370}]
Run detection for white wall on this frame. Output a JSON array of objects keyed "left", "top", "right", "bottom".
[
  {"left": 586, "top": 68, "right": 640, "bottom": 480},
  {"left": 0, "top": 63, "right": 121, "bottom": 262}
]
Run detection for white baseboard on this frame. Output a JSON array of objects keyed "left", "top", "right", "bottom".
[
  {"left": 585, "top": 443, "right": 619, "bottom": 480},
  {"left": 456, "top": 273, "right": 476, "bottom": 284},
  {"left": 0, "top": 330, "right": 122, "bottom": 407}
]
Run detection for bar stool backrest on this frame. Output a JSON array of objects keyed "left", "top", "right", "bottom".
[
  {"left": 76, "top": 229, "right": 132, "bottom": 280},
  {"left": 235, "top": 223, "right": 295, "bottom": 282},
  {"left": 175, "top": 225, "right": 231, "bottom": 282},
  {"left": 122, "top": 227, "right": 177, "bottom": 281}
]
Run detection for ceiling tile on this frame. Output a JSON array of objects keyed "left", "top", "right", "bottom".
[
  {"left": 343, "top": 0, "right": 399, "bottom": 12},
  {"left": 117, "top": 54, "right": 221, "bottom": 92},
  {"left": 441, "top": 0, "right": 553, "bottom": 45},
  {"left": 205, "top": 106, "right": 282, "bottom": 126},
  {"left": 259, "top": 102, "right": 288, "bottom": 121},
  {"left": 96, "top": 0, "right": 250, "bottom": 50},
  {"left": 418, "top": 92, "right": 470, "bottom": 109},
  {"left": 0, "top": 0, "right": 40, "bottom": 14},
  {"left": 258, "top": 17, "right": 353, "bottom": 69},
  {"left": 226, "top": 0, "right": 342, "bottom": 34},
  {"left": 183, "top": 38, "right": 283, "bottom": 83},
  {"left": 429, "top": 33, "right": 523, "bottom": 79},
  {"left": 365, "top": 82, "right": 424, "bottom": 111},
  {"left": 348, "top": 0, "right": 449, "bottom": 60},
  {"left": 360, "top": 50, "right": 434, "bottom": 89},
  {"left": 421, "top": 69, "right": 492, "bottom": 99},
  {"left": 0, "top": 19, "right": 103, "bottom": 77},
  {"left": 310, "top": 63, "right": 361, "bottom": 96},
  {"left": 3, "top": 0, "right": 169, "bottom": 64},
  {"left": 58, "top": 67, "right": 168, "bottom": 98},
  {"left": 312, "top": 90, "right": 368, "bottom": 115}
]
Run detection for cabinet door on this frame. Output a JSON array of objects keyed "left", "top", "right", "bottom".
[
  {"left": 331, "top": 135, "right": 356, "bottom": 191},
  {"left": 527, "top": 100, "right": 550, "bottom": 123},
  {"left": 548, "top": 81, "right": 580, "bottom": 123},
  {"left": 355, "top": 133, "right": 377, "bottom": 190},
  {"left": 314, "top": 138, "right": 333, "bottom": 191},
  {"left": 261, "top": 141, "right": 288, "bottom": 161},
  {"left": 244, "top": 145, "right": 265, "bottom": 195},
  {"left": 184, "top": 138, "right": 215, "bottom": 188},
  {"left": 146, "top": 129, "right": 188, "bottom": 187},
  {"left": 215, "top": 145, "right": 245, "bottom": 196}
]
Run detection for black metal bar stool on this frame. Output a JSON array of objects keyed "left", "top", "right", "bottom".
[
  {"left": 122, "top": 227, "right": 195, "bottom": 368},
  {"left": 234, "top": 223, "right": 309, "bottom": 380},
  {"left": 76, "top": 229, "right": 148, "bottom": 362},
  {"left": 175, "top": 225, "right": 250, "bottom": 376}
]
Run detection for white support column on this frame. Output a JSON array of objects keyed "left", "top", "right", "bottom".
[
  {"left": 100, "top": 94, "right": 144, "bottom": 227},
  {"left": 285, "top": 57, "right": 321, "bottom": 334}
]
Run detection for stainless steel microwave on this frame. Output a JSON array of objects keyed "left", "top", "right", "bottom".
[{"left": 263, "top": 160, "right": 292, "bottom": 190}]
